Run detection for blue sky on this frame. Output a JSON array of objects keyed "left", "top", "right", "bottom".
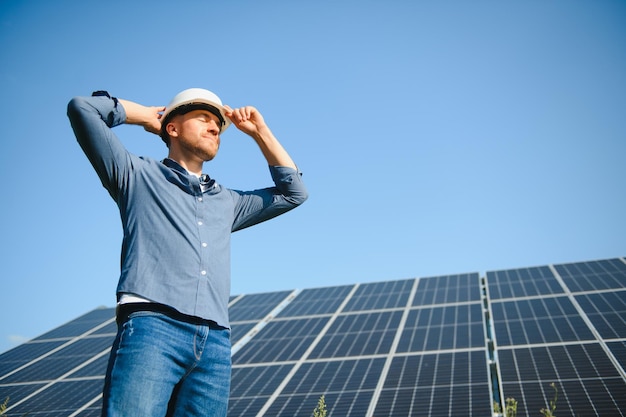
[{"left": 1, "top": 0, "right": 624, "bottom": 354}]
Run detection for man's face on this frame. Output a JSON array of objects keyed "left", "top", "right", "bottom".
[{"left": 168, "top": 109, "right": 222, "bottom": 161}]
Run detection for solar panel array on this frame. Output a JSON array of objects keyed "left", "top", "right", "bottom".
[{"left": 1, "top": 257, "right": 624, "bottom": 416}]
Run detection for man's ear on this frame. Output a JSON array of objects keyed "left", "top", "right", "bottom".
[{"left": 166, "top": 121, "right": 179, "bottom": 138}]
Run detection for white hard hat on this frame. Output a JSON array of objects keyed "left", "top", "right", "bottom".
[{"left": 161, "top": 88, "right": 231, "bottom": 133}]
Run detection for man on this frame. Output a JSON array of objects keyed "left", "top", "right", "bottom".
[{"left": 67, "top": 88, "right": 308, "bottom": 416}]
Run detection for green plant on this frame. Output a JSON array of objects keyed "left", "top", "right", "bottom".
[
  {"left": 540, "top": 383, "right": 558, "bottom": 417},
  {"left": 312, "top": 395, "right": 327, "bottom": 417},
  {"left": 1, "top": 397, "right": 9, "bottom": 417},
  {"left": 494, "top": 397, "right": 517, "bottom": 417}
]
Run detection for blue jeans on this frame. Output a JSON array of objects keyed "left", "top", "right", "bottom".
[{"left": 102, "top": 306, "right": 231, "bottom": 416}]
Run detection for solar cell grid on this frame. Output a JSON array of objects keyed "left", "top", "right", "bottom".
[
  {"left": 397, "top": 304, "right": 486, "bottom": 352},
  {"left": 66, "top": 354, "right": 109, "bottom": 378},
  {"left": 228, "top": 397, "right": 273, "bottom": 417},
  {"left": 32, "top": 308, "right": 115, "bottom": 341},
  {"left": 491, "top": 297, "right": 595, "bottom": 346},
  {"left": 6, "top": 379, "right": 103, "bottom": 417},
  {"left": 607, "top": 341, "right": 626, "bottom": 371},
  {"left": 0, "top": 383, "right": 46, "bottom": 410},
  {"left": 2, "top": 336, "right": 114, "bottom": 384},
  {"left": 498, "top": 344, "right": 626, "bottom": 417},
  {"left": 282, "top": 358, "right": 384, "bottom": 394},
  {"left": 309, "top": 311, "right": 403, "bottom": 358},
  {"left": 90, "top": 313, "right": 116, "bottom": 335},
  {"left": 267, "top": 390, "right": 374, "bottom": 417},
  {"left": 228, "top": 290, "right": 292, "bottom": 322},
  {"left": 232, "top": 316, "right": 329, "bottom": 364},
  {"left": 555, "top": 259, "right": 626, "bottom": 292},
  {"left": 264, "top": 358, "right": 385, "bottom": 417},
  {"left": 413, "top": 273, "right": 481, "bottom": 306},
  {"left": 230, "top": 322, "right": 257, "bottom": 345},
  {"left": 230, "top": 364, "right": 296, "bottom": 416},
  {"left": 0, "top": 341, "right": 67, "bottom": 377},
  {"left": 343, "top": 279, "right": 413, "bottom": 311},
  {"left": 230, "top": 364, "right": 294, "bottom": 397},
  {"left": 277, "top": 285, "right": 354, "bottom": 317},
  {"left": 74, "top": 407, "right": 101, "bottom": 417},
  {"left": 375, "top": 351, "right": 491, "bottom": 417},
  {"left": 487, "top": 266, "right": 563, "bottom": 300},
  {"left": 575, "top": 290, "right": 626, "bottom": 339}
]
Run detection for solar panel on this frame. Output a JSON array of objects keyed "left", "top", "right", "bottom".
[
  {"left": 487, "top": 266, "right": 564, "bottom": 299},
  {"left": 228, "top": 290, "right": 293, "bottom": 322},
  {"left": 263, "top": 358, "right": 386, "bottom": 416},
  {"left": 397, "top": 304, "right": 486, "bottom": 351},
  {"left": 1, "top": 256, "right": 624, "bottom": 416},
  {"left": 229, "top": 364, "right": 295, "bottom": 416},
  {"left": 489, "top": 258, "right": 626, "bottom": 417},
  {"left": 374, "top": 350, "right": 491, "bottom": 417},
  {"left": 413, "top": 273, "right": 482, "bottom": 305},
  {"left": 491, "top": 296, "right": 595, "bottom": 345},
  {"left": 233, "top": 316, "right": 330, "bottom": 364},
  {"left": 308, "top": 311, "right": 404, "bottom": 358},
  {"left": 497, "top": 344, "right": 626, "bottom": 416},
  {"left": 575, "top": 290, "right": 626, "bottom": 338},
  {"left": 343, "top": 279, "right": 413, "bottom": 311},
  {"left": 554, "top": 258, "right": 626, "bottom": 291},
  {"left": 277, "top": 285, "right": 354, "bottom": 317},
  {"left": 2, "top": 337, "right": 113, "bottom": 384}
]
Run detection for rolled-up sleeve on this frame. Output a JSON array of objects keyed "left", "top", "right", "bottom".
[
  {"left": 67, "top": 95, "right": 130, "bottom": 200},
  {"left": 269, "top": 166, "right": 309, "bottom": 206},
  {"left": 231, "top": 165, "right": 308, "bottom": 232}
]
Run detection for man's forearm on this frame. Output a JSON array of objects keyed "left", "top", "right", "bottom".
[
  {"left": 118, "top": 99, "right": 164, "bottom": 135},
  {"left": 252, "top": 125, "right": 297, "bottom": 169}
]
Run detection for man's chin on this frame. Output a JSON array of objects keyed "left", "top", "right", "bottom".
[{"left": 204, "top": 152, "right": 218, "bottom": 162}]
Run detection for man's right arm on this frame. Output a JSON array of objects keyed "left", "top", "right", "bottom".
[
  {"left": 67, "top": 93, "right": 164, "bottom": 198},
  {"left": 67, "top": 93, "right": 133, "bottom": 200}
]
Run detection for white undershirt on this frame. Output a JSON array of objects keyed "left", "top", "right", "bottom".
[{"left": 118, "top": 293, "right": 151, "bottom": 304}]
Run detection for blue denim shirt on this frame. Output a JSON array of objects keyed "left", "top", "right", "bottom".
[{"left": 67, "top": 94, "right": 308, "bottom": 328}]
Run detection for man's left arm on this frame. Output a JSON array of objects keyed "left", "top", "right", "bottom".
[{"left": 225, "top": 105, "right": 308, "bottom": 231}]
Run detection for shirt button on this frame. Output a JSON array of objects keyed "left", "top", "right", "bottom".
[
  {"left": 198, "top": 197, "right": 203, "bottom": 202},
  {"left": 201, "top": 270, "right": 207, "bottom": 276},
  {"left": 202, "top": 242, "right": 208, "bottom": 247},
  {"left": 198, "top": 221, "right": 203, "bottom": 226}
]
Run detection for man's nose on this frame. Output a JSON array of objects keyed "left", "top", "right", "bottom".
[{"left": 208, "top": 121, "right": 220, "bottom": 135}]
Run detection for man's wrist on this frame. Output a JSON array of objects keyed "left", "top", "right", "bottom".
[{"left": 251, "top": 124, "right": 273, "bottom": 143}]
